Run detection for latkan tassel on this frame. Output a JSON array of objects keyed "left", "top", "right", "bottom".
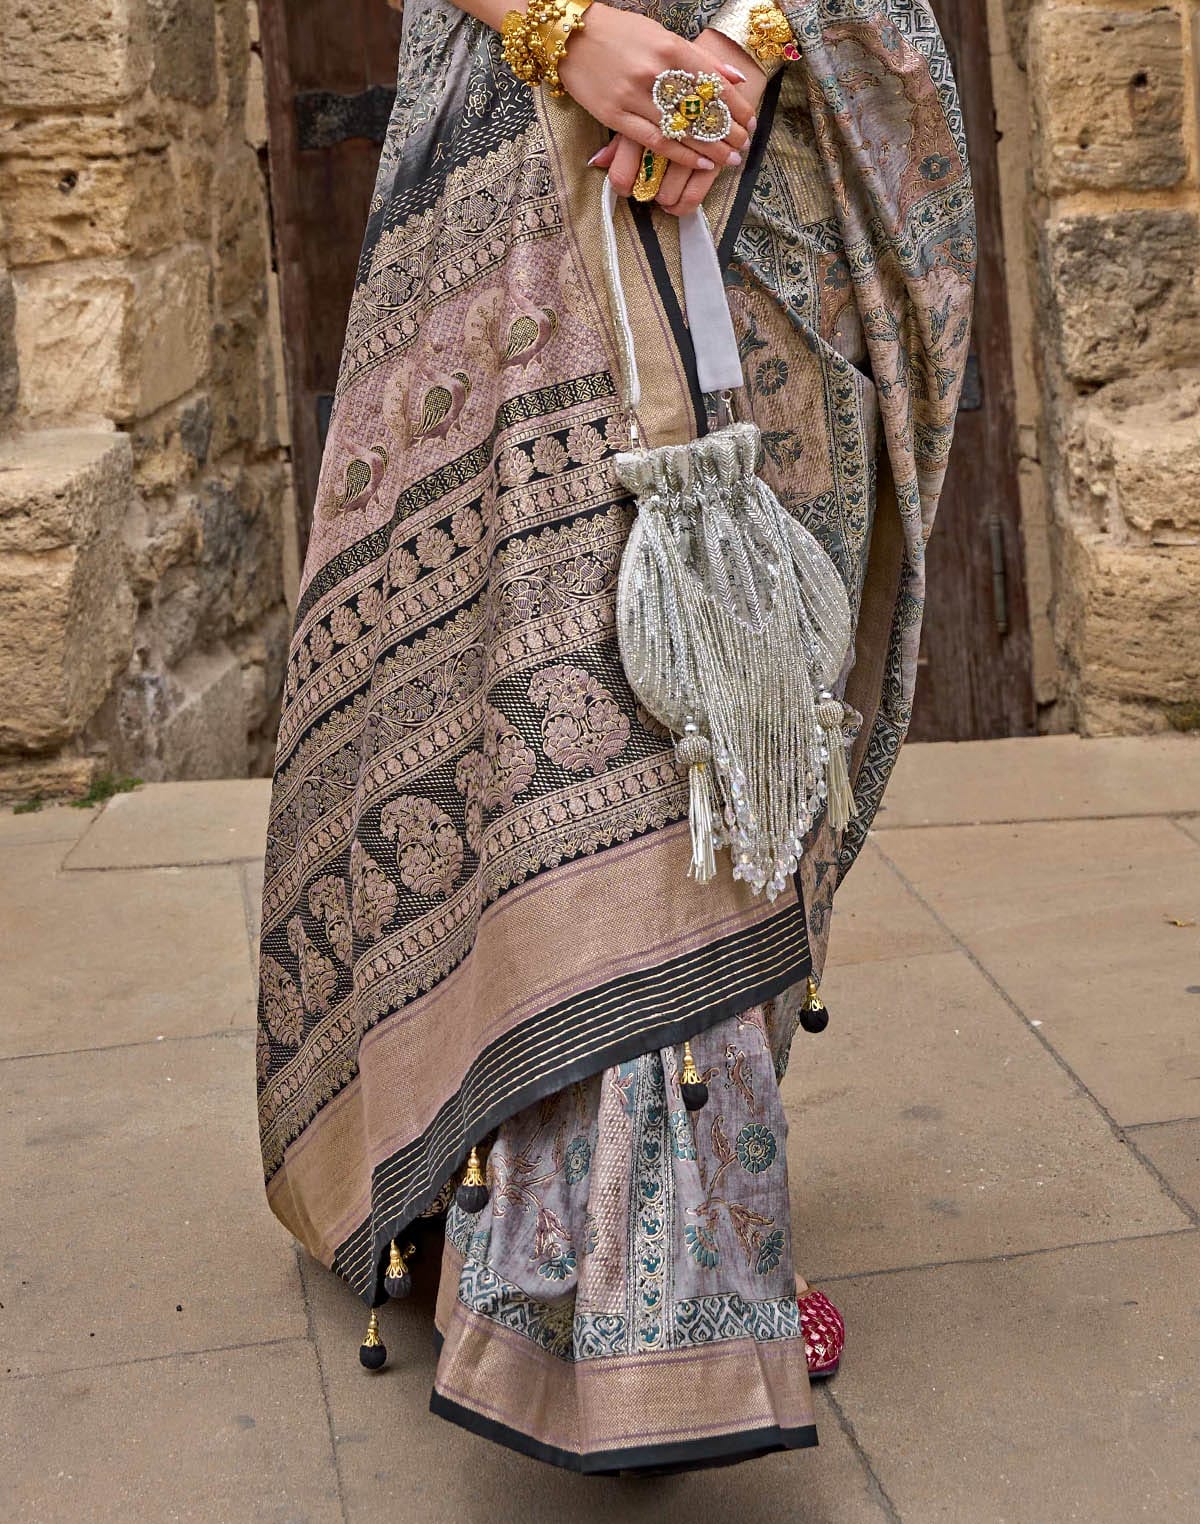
[
  {"left": 799, "top": 974, "right": 829, "bottom": 1034},
  {"left": 455, "top": 1145, "right": 490, "bottom": 1214},
  {"left": 679, "top": 1039, "right": 709, "bottom": 1111},
  {"left": 383, "top": 1240, "right": 415, "bottom": 1300},
  {"left": 359, "top": 1308, "right": 387, "bottom": 1371},
  {"left": 816, "top": 692, "right": 856, "bottom": 832},
  {"left": 676, "top": 725, "right": 717, "bottom": 883}
]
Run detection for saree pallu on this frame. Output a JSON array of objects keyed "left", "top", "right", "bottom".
[{"left": 256, "top": 0, "right": 973, "bottom": 1470}]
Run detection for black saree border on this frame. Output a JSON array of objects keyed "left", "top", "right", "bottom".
[
  {"left": 332, "top": 895, "right": 811, "bottom": 1302},
  {"left": 429, "top": 1377, "right": 819, "bottom": 1476}
]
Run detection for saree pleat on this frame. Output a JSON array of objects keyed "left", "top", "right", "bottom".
[{"left": 255, "top": 1, "right": 974, "bottom": 1447}]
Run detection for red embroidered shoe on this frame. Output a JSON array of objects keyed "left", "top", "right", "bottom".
[{"left": 798, "top": 1286, "right": 845, "bottom": 1379}]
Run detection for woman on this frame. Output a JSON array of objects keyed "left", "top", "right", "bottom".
[{"left": 256, "top": 0, "right": 974, "bottom": 1474}]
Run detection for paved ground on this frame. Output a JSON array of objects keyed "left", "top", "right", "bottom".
[{"left": 3, "top": 735, "right": 1199, "bottom": 1524}]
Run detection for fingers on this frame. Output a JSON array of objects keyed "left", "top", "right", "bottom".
[
  {"left": 656, "top": 165, "right": 719, "bottom": 218},
  {"left": 605, "top": 134, "right": 651, "bottom": 197},
  {"left": 587, "top": 137, "right": 618, "bottom": 170},
  {"left": 612, "top": 112, "right": 721, "bottom": 180},
  {"left": 654, "top": 159, "right": 692, "bottom": 211}
]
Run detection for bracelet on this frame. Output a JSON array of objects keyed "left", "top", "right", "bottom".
[
  {"left": 707, "top": 0, "right": 798, "bottom": 77},
  {"left": 500, "top": 0, "right": 593, "bottom": 97}
]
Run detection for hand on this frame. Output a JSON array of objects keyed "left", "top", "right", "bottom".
[
  {"left": 586, "top": 27, "right": 768, "bottom": 215},
  {"left": 558, "top": 5, "right": 758, "bottom": 179}
]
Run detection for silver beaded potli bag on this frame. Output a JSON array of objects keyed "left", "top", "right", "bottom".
[{"left": 601, "top": 177, "right": 856, "bottom": 900}]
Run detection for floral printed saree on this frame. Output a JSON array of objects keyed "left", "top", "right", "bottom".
[{"left": 256, "top": 0, "right": 974, "bottom": 1473}]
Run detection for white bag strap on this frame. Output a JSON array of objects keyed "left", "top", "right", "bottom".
[{"left": 600, "top": 175, "right": 745, "bottom": 412}]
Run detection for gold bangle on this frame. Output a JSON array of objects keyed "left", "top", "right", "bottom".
[
  {"left": 707, "top": 0, "right": 798, "bottom": 77},
  {"left": 501, "top": 0, "right": 592, "bottom": 96}
]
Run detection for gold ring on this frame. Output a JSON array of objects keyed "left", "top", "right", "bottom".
[{"left": 632, "top": 150, "right": 668, "bottom": 202}]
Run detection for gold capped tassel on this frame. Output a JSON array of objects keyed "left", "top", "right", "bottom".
[
  {"left": 816, "top": 692, "right": 856, "bottom": 832},
  {"left": 455, "top": 1145, "right": 490, "bottom": 1214},
  {"left": 359, "top": 1307, "right": 387, "bottom": 1370},
  {"left": 675, "top": 725, "right": 717, "bottom": 883},
  {"left": 383, "top": 1239, "right": 415, "bottom": 1300},
  {"left": 799, "top": 974, "right": 829, "bottom": 1034},
  {"left": 679, "top": 1038, "right": 709, "bottom": 1111}
]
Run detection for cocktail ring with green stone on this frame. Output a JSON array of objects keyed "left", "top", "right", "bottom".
[{"left": 652, "top": 69, "right": 733, "bottom": 144}]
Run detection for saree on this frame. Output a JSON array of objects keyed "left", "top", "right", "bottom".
[{"left": 256, "top": 0, "right": 974, "bottom": 1471}]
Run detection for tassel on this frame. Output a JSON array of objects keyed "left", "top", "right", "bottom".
[
  {"left": 676, "top": 725, "right": 717, "bottom": 882},
  {"left": 455, "top": 1145, "right": 490, "bottom": 1213},
  {"left": 679, "top": 1039, "right": 709, "bottom": 1111},
  {"left": 816, "top": 692, "right": 856, "bottom": 831},
  {"left": 359, "top": 1308, "right": 387, "bottom": 1370},
  {"left": 799, "top": 974, "right": 829, "bottom": 1034},
  {"left": 383, "top": 1240, "right": 415, "bottom": 1300}
]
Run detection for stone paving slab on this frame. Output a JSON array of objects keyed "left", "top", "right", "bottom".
[
  {"left": 0, "top": 844, "right": 255, "bottom": 1057},
  {"left": 876, "top": 817, "right": 1200, "bottom": 1126},
  {"left": 2, "top": 1033, "right": 306, "bottom": 1377},
  {"left": 0, "top": 1341, "right": 341, "bottom": 1524},
  {"left": 298, "top": 1251, "right": 891, "bottom": 1524},
  {"left": 879, "top": 734, "right": 1200, "bottom": 828},
  {"left": 826, "top": 1233, "right": 1200, "bottom": 1524},
  {"left": 1132, "top": 1120, "right": 1200, "bottom": 1215},
  {"left": 786, "top": 947, "right": 1188, "bottom": 1281},
  {"left": 825, "top": 841, "right": 954, "bottom": 968},
  {"left": 0, "top": 801, "right": 96, "bottom": 848},
  {"left": 63, "top": 779, "right": 271, "bottom": 869}
]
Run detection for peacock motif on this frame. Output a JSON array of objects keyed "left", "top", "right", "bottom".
[{"left": 319, "top": 443, "right": 389, "bottom": 519}]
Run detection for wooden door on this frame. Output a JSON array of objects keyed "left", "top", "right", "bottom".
[
  {"left": 910, "top": 0, "right": 1035, "bottom": 739},
  {"left": 258, "top": 0, "right": 405, "bottom": 562}
]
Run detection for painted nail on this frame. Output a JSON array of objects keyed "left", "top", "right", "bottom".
[
  {"left": 728, "top": 150, "right": 742, "bottom": 166},
  {"left": 696, "top": 156, "right": 716, "bottom": 171},
  {"left": 726, "top": 66, "right": 747, "bottom": 82},
  {"left": 587, "top": 148, "right": 605, "bottom": 167},
  {"left": 747, "top": 114, "right": 758, "bottom": 134}
]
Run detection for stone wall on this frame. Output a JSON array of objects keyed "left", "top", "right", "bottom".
[
  {"left": 996, "top": 0, "right": 1200, "bottom": 733},
  {"left": 0, "top": 0, "right": 296, "bottom": 799}
]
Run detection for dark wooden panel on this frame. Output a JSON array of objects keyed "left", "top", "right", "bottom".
[
  {"left": 258, "top": 0, "right": 405, "bottom": 559},
  {"left": 909, "top": 0, "right": 1034, "bottom": 740}
]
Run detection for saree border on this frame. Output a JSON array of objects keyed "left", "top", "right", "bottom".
[{"left": 331, "top": 893, "right": 811, "bottom": 1301}]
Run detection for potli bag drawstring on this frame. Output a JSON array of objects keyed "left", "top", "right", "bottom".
[{"left": 602, "top": 178, "right": 856, "bottom": 902}]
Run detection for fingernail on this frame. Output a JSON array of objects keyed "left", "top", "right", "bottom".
[
  {"left": 748, "top": 114, "right": 758, "bottom": 134},
  {"left": 587, "top": 148, "right": 605, "bottom": 167},
  {"left": 728, "top": 150, "right": 742, "bottom": 166},
  {"left": 727, "top": 67, "right": 747, "bottom": 82},
  {"left": 697, "top": 156, "right": 715, "bottom": 171}
]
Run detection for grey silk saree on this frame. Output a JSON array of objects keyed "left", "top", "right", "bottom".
[{"left": 256, "top": 0, "right": 974, "bottom": 1470}]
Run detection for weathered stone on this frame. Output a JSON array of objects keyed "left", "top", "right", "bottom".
[
  {"left": 147, "top": 0, "right": 218, "bottom": 105},
  {"left": 170, "top": 137, "right": 217, "bottom": 242},
  {"left": 197, "top": 464, "right": 285, "bottom": 632},
  {"left": 216, "top": 0, "right": 251, "bottom": 121},
  {"left": 129, "top": 393, "right": 213, "bottom": 493},
  {"left": 13, "top": 247, "right": 211, "bottom": 422},
  {"left": 0, "top": 152, "right": 182, "bottom": 266},
  {"left": 0, "top": 270, "right": 18, "bottom": 423},
  {"left": 122, "top": 489, "right": 204, "bottom": 600},
  {"left": 245, "top": 48, "right": 269, "bottom": 151},
  {"left": 0, "top": 101, "right": 169, "bottom": 161},
  {"left": 214, "top": 145, "right": 269, "bottom": 311},
  {"left": 1066, "top": 370, "right": 1200, "bottom": 543},
  {"left": 1045, "top": 211, "right": 1200, "bottom": 385},
  {"left": 1058, "top": 528, "right": 1200, "bottom": 732},
  {"left": 0, "top": 752, "right": 97, "bottom": 804},
  {"left": 157, "top": 645, "right": 249, "bottom": 778},
  {"left": 1029, "top": 8, "right": 1186, "bottom": 192},
  {"left": 2, "top": 0, "right": 153, "bottom": 109},
  {"left": 0, "top": 430, "right": 136, "bottom": 749},
  {"left": 208, "top": 310, "right": 263, "bottom": 454}
]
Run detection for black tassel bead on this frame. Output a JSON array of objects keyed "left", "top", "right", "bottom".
[
  {"left": 455, "top": 1145, "right": 490, "bottom": 1213},
  {"left": 679, "top": 1040, "right": 709, "bottom": 1111},
  {"left": 383, "top": 1239, "right": 414, "bottom": 1300},
  {"left": 799, "top": 975, "right": 829, "bottom": 1034},
  {"left": 359, "top": 1308, "right": 387, "bottom": 1370}
]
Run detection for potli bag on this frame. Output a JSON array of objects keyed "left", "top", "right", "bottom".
[{"left": 601, "top": 177, "right": 856, "bottom": 901}]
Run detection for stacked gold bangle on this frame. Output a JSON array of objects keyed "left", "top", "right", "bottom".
[
  {"left": 500, "top": 0, "right": 593, "bottom": 97},
  {"left": 707, "top": 0, "right": 799, "bottom": 77}
]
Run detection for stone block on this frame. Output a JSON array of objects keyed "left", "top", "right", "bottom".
[
  {"left": 208, "top": 310, "right": 263, "bottom": 454},
  {"left": 157, "top": 645, "right": 249, "bottom": 778},
  {"left": 1066, "top": 370, "right": 1200, "bottom": 542},
  {"left": 2, "top": 0, "right": 152, "bottom": 109},
  {"left": 129, "top": 392, "right": 212, "bottom": 494},
  {"left": 0, "top": 101, "right": 169, "bottom": 161},
  {"left": 13, "top": 246, "right": 211, "bottom": 422},
  {"left": 214, "top": 145, "right": 269, "bottom": 311},
  {"left": 170, "top": 135, "right": 216, "bottom": 241},
  {"left": 1045, "top": 211, "right": 1200, "bottom": 385},
  {"left": 1059, "top": 528, "right": 1200, "bottom": 728},
  {"left": 196, "top": 464, "right": 285, "bottom": 631},
  {"left": 1029, "top": 7, "right": 1186, "bottom": 192},
  {"left": 0, "top": 752, "right": 97, "bottom": 805},
  {"left": 0, "top": 430, "right": 136, "bottom": 748},
  {"left": 148, "top": 0, "right": 218, "bottom": 104},
  {"left": 0, "top": 151, "right": 182, "bottom": 266}
]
